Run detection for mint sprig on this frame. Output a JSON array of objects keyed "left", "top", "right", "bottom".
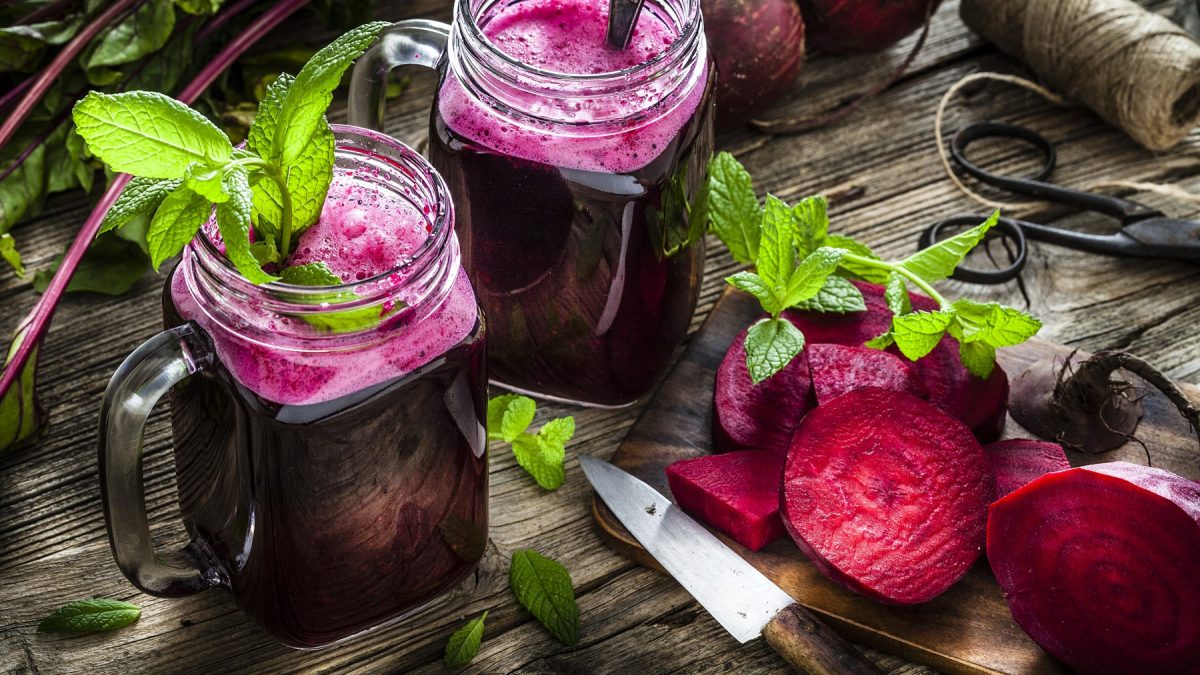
[
  {"left": 38, "top": 598, "right": 140, "bottom": 634},
  {"left": 509, "top": 549, "right": 579, "bottom": 647},
  {"left": 73, "top": 23, "right": 388, "bottom": 284},
  {"left": 488, "top": 394, "right": 576, "bottom": 490},
  {"left": 444, "top": 611, "right": 488, "bottom": 667},
  {"left": 701, "top": 151, "right": 1042, "bottom": 382}
]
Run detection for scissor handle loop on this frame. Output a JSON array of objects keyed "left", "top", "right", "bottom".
[
  {"left": 919, "top": 215, "right": 1028, "bottom": 285},
  {"left": 950, "top": 122, "right": 1057, "bottom": 189}
]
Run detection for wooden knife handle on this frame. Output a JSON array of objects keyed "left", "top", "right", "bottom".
[{"left": 762, "top": 602, "right": 883, "bottom": 674}]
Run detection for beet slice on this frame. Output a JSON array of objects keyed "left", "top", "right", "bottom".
[
  {"left": 666, "top": 450, "right": 786, "bottom": 551},
  {"left": 806, "top": 343, "right": 927, "bottom": 404},
  {"left": 988, "top": 463, "right": 1200, "bottom": 674},
  {"left": 903, "top": 336, "right": 1009, "bottom": 443},
  {"left": 712, "top": 316, "right": 813, "bottom": 453},
  {"left": 983, "top": 439, "right": 1070, "bottom": 500},
  {"left": 781, "top": 387, "right": 991, "bottom": 604}
]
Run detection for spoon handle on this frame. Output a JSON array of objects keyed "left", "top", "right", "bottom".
[{"left": 606, "top": 0, "right": 647, "bottom": 50}]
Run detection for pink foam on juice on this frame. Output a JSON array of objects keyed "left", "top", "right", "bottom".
[
  {"left": 438, "top": 0, "right": 708, "bottom": 174},
  {"left": 172, "top": 172, "right": 478, "bottom": 407}
]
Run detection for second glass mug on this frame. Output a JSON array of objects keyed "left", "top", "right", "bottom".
[{"left": 350, "top": 0, "right": 716, "bottom": 407}]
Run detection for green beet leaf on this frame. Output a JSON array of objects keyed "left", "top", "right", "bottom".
[
  {"left": 33, "top": 234, "right": 150, "bottom": 296},
  {"left": 0, "top": 324, "right": 42, "bottom": 454},
  {"left": 37, "top": 598, "right": 141, "bottom": 634},
  {"left": 510, "top": 550, "right": 579, "bottom": 647},
  {"left": 73, "top": 91, "right": 232, "bottom": 179},
  {"left": 0, "top": 233, "right": 24, "bottom": 276},
  {"left": 0, "top": 136, "right": 47, "bottom": 233},
  {"left": 84, "top": 0, "right": 175, "bottom": 73},
  {"left": 444, "top": 611, "right": 488, "bottom": 668},
  {"left": 744, "top": 316, "right": 805, "bottom": 384}
]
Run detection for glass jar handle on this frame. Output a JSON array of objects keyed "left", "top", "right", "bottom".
[
  {"left": 348, "top": 19, "right": 450, "bottom": 134},
  {"left": 98, "top": 322, "right": 219, "bottom": 597}
]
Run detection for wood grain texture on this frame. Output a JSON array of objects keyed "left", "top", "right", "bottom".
[
  {"left": 594, "top": 288, "right": 1200, "bottom": 675},
  {"left": 1, "top": 0, "right": 1198, "bottom": 672}
]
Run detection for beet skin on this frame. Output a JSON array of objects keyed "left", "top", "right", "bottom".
[
  {"left": 666, "top": 450, "right": 787, "bottom": 551},
  {"left": 797, "top": 0, "right": 941, "bottom": 55},
  {"left": 782, "top": 388, "right": 991, "bottom": 604},
  {"left": 703, "top": 0, "right": 806, "bottom": 127},
  {"left": 988, "top": 463, "right": 1200, "bottom": 674}
]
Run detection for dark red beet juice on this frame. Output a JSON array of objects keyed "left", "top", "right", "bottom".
[
  {"left": 163, "top": 128, "right": 487, "bottom": 648},
  {"left": 429, "top": 0, "right": 714, "bottom": 406}
]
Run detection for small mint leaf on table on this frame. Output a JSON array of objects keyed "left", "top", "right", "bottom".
[
  {"left": 495, "top": 395, "right": 536, "bottom": 444},
  {"left": 444, "top": 611, "right": 488, "bottom": 668},
  {"left": 756, "top": 195, "right": 797, "bottom": 289},
  {"left": 273, "top": 22, "right": 390, "bottom": 166},
  {"left": 279, "top": 261, "right": 342, "bottom": 286},
  {"left": 790, "top": 276, "right": 865, "bottom": 314},
  {"left": 884, "top": 272, "right": 911, "bottom": 316},
  {"left": 900, "top": 211, "right": 999, "bottom": 283},
  {"left": 510, "top": 550, "right": 579, "bottom": 647},
  {"left": 487, "top": 394, "right": 523, "bottom": 438},
  {"left": 72, "top": 91, "right": 232, "bottom": 179},
  {"left": 791, "top": 195, "right": 828, "bottom": 256},
  {"left": 959, "top": 341, "right": 997, "bottom": 379},
  {"left": 147, "top": 187, "right": 210, "bottom": 271},
  {"left": 892, "top": 310, "right": 955, "bottom": 360},
  {"left": 705, "top": 151, "right": 761, "bottom": 264},
  {"left": 98, "top": 177, "right": 182, "bottom": 235},
  {"left": 215, "top": 168, "right": 277, "bottom": 285},
  {"left": 486, "top": 394, "right": 573, "bottom": 490},
  {"left": 744, "top": 316, "right": 805, "bottom": 384},
  {"left": 38, "top": 598, "right": 140, "bottom": 634}
]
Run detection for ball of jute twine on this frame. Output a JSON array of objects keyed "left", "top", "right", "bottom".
[{"left": 960, "top": 0, "right": 1200, "bottom": 152}]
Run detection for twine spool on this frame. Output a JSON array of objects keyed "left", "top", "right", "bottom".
[{"left": 960, "top": 0, "right": 1200, "bottom": 150}]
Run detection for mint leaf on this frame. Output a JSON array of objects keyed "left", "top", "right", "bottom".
[
  {"left": 274, "top": 22, "right": 389, "bottom": 166},
  {"left": 790, "top": 276, "right": 866, "bottom": 313},
  {"left": 744, "top": 317, "right": 805, "bottom": 384},
  {"left": 487, "top": 394, "right": 522, "bottom": 438},
  {"left": 884, "top": 272, "right": 911, "bottom": 316},
  {"left": 1, "top": 233, "right": 24, "bottom": 277},
  {"left": 38, "top": 598, "right": 140, "bottom": 634},
  {"left": 865, "top": 329, "right": 895, "bottom": 350},
  {"left": 892, "top": 310, "right": 954, "bottom": 360},
  {"left": 960, "top": 340, "right": 997, "bottom": 379},
  {"left": 780, "top": 246, "right": 844, "bottom": 309},
  {"left": 251, "top": 236, "right": 280, "bottom": 266},
  {"left": 756, "top": 195, "right": 796, "bottom": 289},
  {"left": 831, "top": 235, "right": 890, "bottom": 283},
  {"left": 791, "top": 195, "right": 828, "bottom": 256},
  {"left": 706, "top": 151, "right": 760, "bottom": 264},
  {"left": 73, "top": 91, "right": 232, "bottom": 179},
  {"left": 215, "top": 168, "right": 276, "bottom": 285},
  {"left": 900, "top": 211, "right": 999, "bottom": 283},
  {"left": 511, "top": 416, "right": 574, "bottom": 490},
  {"left": 147, "top": 187, "right": 209, "bottom": 270},
  {"left": 302, "top": 305, "right": 390, "bottom": 335},
  {"left": 951, "top": 299, "right": 1042, "bottom": 347},
  {"left": 183, "top": 162, "right": 230, "bottom": 204},
  {"left": 725, "top": 271, "right": 772, "bottom": 307},
  {"left": 509, "top": 550, "right": 579, "bottom": 647},
  {"left": 248, "top": 73, "right": 334, "bottom": 237},
  {"left": 280, "top": 261, "right": 342, "bottom": 286},
  {"left": 444, "top": 611, "right": 487, "bottom": 668},
  {"left": 99, "top": 177, "right": 182, "bottom": 235},
  {"left": 498, "top": 396, "right": 536, "bottom": 443}
]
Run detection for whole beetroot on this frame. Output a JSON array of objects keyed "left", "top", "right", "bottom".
[
  {"left": 703, "top": 0, "right": 806, "bottom": 127},
  {"left": 797, "top": 0, "right": 940, "bottom": 55}
]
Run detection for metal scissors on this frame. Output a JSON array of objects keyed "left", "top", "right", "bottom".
[{"left": 920, "top": 121, "right": 1200, "bottom": 284}]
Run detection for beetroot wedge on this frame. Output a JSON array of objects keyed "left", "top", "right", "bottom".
[
  {"left": 988, "top": 463, "right": 1200, "bottom": 674},
  {"left": 666, "top": 450, "right": 786, "bottom": 551},
  {"left": 713, "top": 316, "right": 813, "bottom": 453},
  {"left": 782, "top": 388, "right": 991, "bottom": 604},
  {"left": 983, "top": 439, "right": 1070, "bottom": 500},
  {"left": 907, "top": 337, "right": 1009, "bottom": 443},
  {"left": 807, "top": 343, "right": 927, "bottom": 404}
]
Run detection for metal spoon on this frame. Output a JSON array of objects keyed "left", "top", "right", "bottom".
[{"left": 606, "top": 0, "right": 646, "bottom": 50}]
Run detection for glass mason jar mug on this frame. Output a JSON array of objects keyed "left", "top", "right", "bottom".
[
  {"left": 349, "top": 0, "right": 716, "bottom": 407},
  {"left": 98, "top": 127, "right": 489, "bottom": 649}
]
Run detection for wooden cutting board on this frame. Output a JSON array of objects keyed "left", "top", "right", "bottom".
[{"left": 592, "top": 288, "right": 1200, "bottom": 675}]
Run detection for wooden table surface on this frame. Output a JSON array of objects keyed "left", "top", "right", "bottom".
[{"left": 3, "top": 1, "right": 1199, "bottom": 672}]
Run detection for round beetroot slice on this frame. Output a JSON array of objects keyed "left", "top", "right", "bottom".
[
  {"left": 806, "top": 343, "right": 927, "bottom": 404},
  {"left": 713, "top": 316, "right": 813, "bottom": 453},
  {"left": 988, "top": 463, "right": 1200, "bottom": 675},
  {"left": 782, "top": 387, "right": 991, "bottom": 604}
]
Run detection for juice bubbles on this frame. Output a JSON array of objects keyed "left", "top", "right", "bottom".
[
  {"left": 430, "top": 0, "right": 714, "bottom": 406},
  {"left": 164, "top": 128, "right": 488, "bottom": 647}
]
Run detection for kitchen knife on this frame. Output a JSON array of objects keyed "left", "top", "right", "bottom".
[{"left": 580, "top": 455, "right": 882, "bottom": 675}]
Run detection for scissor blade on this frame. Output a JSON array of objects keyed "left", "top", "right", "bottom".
[{"left": 580, "top": 455, "right": 795, "bottom": 643}]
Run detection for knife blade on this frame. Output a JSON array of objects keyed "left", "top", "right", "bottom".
[{"left": 580, "top": 455, "right": 881, "bottom": 675}]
